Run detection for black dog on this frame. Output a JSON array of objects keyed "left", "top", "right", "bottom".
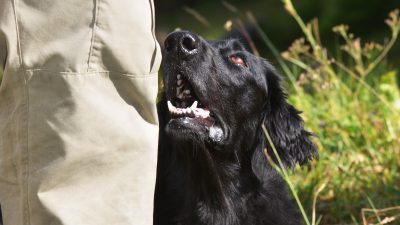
[{"left": 154, "top": 31, "right": 318, "bottom": 225}]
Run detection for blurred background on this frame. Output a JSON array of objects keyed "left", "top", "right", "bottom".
[
  {"left": 155, "top": 0, "right": 400, "bottom": 225},
  {"left": 155, "top": 0, "right": 400, "bottom": 62}
]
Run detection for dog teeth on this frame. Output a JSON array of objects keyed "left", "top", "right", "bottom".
[
  {"left": 177, "top": 93, "right": 184, "bottom": 99},
  {"left": 167, "top": 100, "right": 210, "bottom": 119},
  {"left": 167, "top": 101, "right": 176, "bottom": 111},
  {"left": 190, "top": 101, "right": 198, "bottom": 109},
  {"left": 176, "top": 87, "right": 183, "bottom": 98}
]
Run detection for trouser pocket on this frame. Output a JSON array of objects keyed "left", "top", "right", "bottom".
[{"left": 22, "top": 70, "right": 159, "bottom": 225}]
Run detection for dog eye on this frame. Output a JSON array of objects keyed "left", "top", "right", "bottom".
[{"left": 229, "top": 55, "right": 246, "bottom": 67}]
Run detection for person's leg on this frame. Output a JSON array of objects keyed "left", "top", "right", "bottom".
[{"left": 0, "top": 0, "right": 161, "bottom": 225}]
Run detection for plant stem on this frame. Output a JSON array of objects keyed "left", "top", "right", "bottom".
[
  {"left": 246, "top": 12, "right": 301, "bottom": 94},
  {"left": 335, "top": 61, "right": 399, "bottom": 116},
  {"left": 280, "top": 0, "right": 317, "bottom": 48},
  {"left": 365, "top": 32, "right": 399, "bottom": 76},
  {"left": 262, "top": 125, "right": 311, "bottom": 225}
]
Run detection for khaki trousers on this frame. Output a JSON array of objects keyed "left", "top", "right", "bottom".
[{"left": 0, "top": 0, "right": 162, "bottom": 224}]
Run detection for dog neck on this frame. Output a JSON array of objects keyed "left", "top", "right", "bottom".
[{"left": 176, "top": 142, "right": 260, "bottom": 225}]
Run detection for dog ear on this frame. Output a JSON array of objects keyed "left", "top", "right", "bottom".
[{"left": 260, "top": 63, "right": 318, "bottom": 168}]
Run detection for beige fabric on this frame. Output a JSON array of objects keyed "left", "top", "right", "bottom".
[{"left": 0, "top": 0, "right": 162, "bottom": 225}]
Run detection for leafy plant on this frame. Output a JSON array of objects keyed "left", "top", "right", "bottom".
[{"left": 276, "top": 1, "right": 400, "bottom": 224}]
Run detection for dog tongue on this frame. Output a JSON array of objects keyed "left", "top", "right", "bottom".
[
  {"left": 173, "top": 107, "right": 210, "bottom": 118},
  {"left": 192, "top": 108, "right": 210, "bottom": 118}
]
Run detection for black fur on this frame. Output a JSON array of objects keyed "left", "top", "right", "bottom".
[{"left": 154, "top": 31, "right": 318, "bottom": 225}]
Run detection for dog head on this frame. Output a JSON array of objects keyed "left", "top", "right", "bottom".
[{"left": 162, "top": 31, "right": 317, "bottom": 168}]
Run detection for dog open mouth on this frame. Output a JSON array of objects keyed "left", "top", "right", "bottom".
[
  {"left": 165, "top": 72, "right": 224, "bottom": 143},
  {"left": 167, "top": 73, "right": 214, "bottom": 122}
]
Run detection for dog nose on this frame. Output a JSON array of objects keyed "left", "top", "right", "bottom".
[{"left": 164, "top": 31, "right": 199, "bottom": 57}]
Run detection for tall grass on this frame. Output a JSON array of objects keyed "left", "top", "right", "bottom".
[
  {"left": 224, "top": 0, "right": 400, "bottom": 224},
  {"left": 261, "top": 1, "right": 400, "bottom": 224}
]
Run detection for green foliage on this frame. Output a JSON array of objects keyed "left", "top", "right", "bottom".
[{"left": 275, "top": 1, "right": 400, "bottom": 224}]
